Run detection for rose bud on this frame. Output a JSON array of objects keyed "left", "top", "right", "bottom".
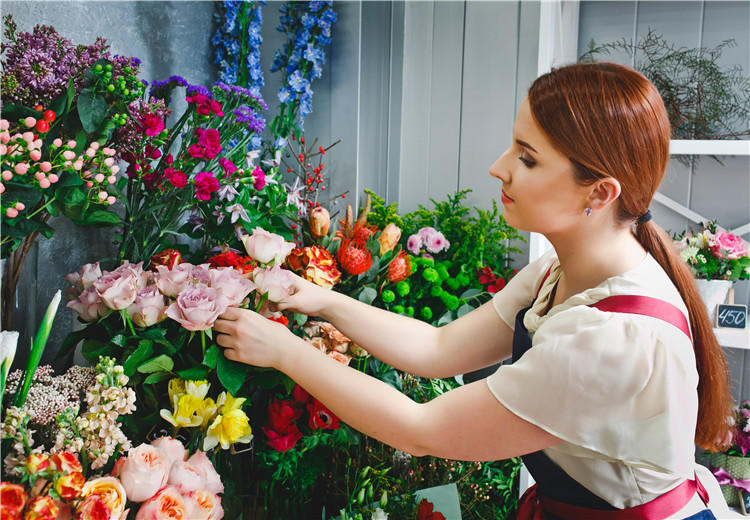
[
  {"left": 25, "top": 453, "right": 50, "bottom": 474},
  {"left": 149, "top": 248, "right": 182, "bottom": 271},
  {"left": 309, "top": 206, "right": 330, "bottom": 238}
]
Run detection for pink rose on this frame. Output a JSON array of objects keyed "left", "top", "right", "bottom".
[
  {"left": 166, "top": 460, "right": 205, "bottom": 493},
  {"left": 241, "top": 227, "right": 295, "bottom": 266},
  {"left": 155, "top": 264, "right": 195, "bottom": 297},
  {"left": 127, "top": 285, "right": 167, "bottom": 327},
  {"left": 134, "top": 487, "right": 186, "bottom": 520},
  {"left": 67, "top": 287, "right": 108, "bottom": 321},
  {"left": 93, "top": 270, "right": 139, "bottom": 310},
  {"left": 112, "top": 262, "right": 147, "bottom": 286},
  {"left": 186, "top": 451, "right": 224, "bottom": 495},
  {"left": 194, "top": 171, "right": 219, "bottom": 201},
  {"left": 252, "top": 266, "right": 295, "bottom": 303},
  {"left": 118, "top": 444, "right": 171, "bottom": 502},
  {"left": 165, "top": 285, "right": 229, "bottom": 331},
  {"left": 208, "top": 267, "right": 256, "bottom": 306},
  {"left": 182, "top": 489, "right": 223, "bottom": 520},
  {"left": 65, "top": 262, "right": 103, "bottom": 295},
  {"left": 149, "top": 437, "right": 186, "bottom": 467},
  {"left": 140, "top": 113, "right": 165, "bottom": 137},
  {"left": 713, "top": 231, "right": 748, "bottom": 260}
]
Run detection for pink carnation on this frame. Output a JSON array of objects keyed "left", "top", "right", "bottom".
[
  {"left": 194, "top": 172, "right": 219, "bottom": 201},
  {"left": 140, "top": 113, "right": 165, "bottom": 137}
]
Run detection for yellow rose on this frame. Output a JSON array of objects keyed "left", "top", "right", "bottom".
[
  {"left": 203, "top": 409, "right": 253, "bottom": 450},
  {"left": 81, "top": 476, "right": 127, "bottom": 520}
]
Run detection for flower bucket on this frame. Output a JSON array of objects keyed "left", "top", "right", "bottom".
[
  {"left": 711, "top": 453, "right": 750, "bottom": 506},
  {"left": 695, "top": 279, "right": 732, "bottom": 323}
]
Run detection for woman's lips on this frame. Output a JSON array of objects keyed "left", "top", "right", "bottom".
[{"left": 501, "top": 190, "right": 513, "bottom": 204}]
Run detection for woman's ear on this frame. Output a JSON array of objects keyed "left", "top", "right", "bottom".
[{"left": 587, "top": 177, "right": 621, "bottom": 211}]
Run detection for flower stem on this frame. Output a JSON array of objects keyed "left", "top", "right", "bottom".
[{"left": 201, "top": 330, "right": 207, "bottom": 356}]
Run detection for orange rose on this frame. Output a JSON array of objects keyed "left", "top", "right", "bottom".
[
  {"left": 23, "top": 496, "right": 58, "bottom": 520},
  {"left": 81, "top": 477, "right": 126, "bottom": 520},
  {"left": 75, "top": 495, "right": 110, "bottom": 520},
  {"left": 0, "top": 482, "right": 27, "bottom": 514},
  {"left": 287, "top": 246, "right": 341, "bottom": 289},
  {"left": 134, "top": 487, "right": 186, "bottom": 520},
  {"left": 25, "top": 453, "right": 50, "bottom": 474},
  {"left": 55, "top": 471, "right": 85, "bottom": 500},
  {"left": 182, "top": 489, "right": 223, "bottom": 520},
  {"left": 51, "top": 452, "right": 82, "bottom": 474},
  {"left": 377, "top": 223, "right": 401, "bottom": 255}
]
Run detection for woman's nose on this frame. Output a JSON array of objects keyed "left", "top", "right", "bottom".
[{"left": 489, "top": 149, "right": 511, "bottom": 182}]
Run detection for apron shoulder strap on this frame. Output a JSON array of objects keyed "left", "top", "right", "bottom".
[{"left": 589, "top": 295, "right": 692, "bottom": 342}]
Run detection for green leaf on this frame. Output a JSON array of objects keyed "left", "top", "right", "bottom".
[
  {"left": 217, "top": 354, "right": 247, "bottom": 395},
  {"left": 81, "top": 209, "right": 120, "bottom": 226},
  {"left": 123, "top": 340, "right": 154, "bottom": 377},
  {"left": 293, "top": 313, "right": 308, "bottom": 327},
  {"left": 456, "top": 303, "right": 474, "bottom": 318},
  {"left": 56, "top": 328, "right": 90, "bottom": 360},
  {"left": 358, "top": 286, "right": 377, "bottom": 306},
  {"left": 137, "top": 355, "right": 174, "bottom": 374},
  {"left": 177, "top": 366, "right": 209, "bottom": 380},
  {"left": 60, "top": 186, "right": 87, "bottom": 207},
  {"left": 459, "top": 288, "right": 482, "bottom": 300},
  {"left": 143, "top": 372, "right": 172, "bottom": 384},
  {"left": 81, "top": 339, "right": 110, "bottom": 363},
  {"left": 202, "top": 344, "right": 220, "bottom": 369},
  {"left": 77, "top": 88, "right": 108, "bottom": 133},
  {"left": 436, "top": 310, "right": 454, "bottom": 326}
]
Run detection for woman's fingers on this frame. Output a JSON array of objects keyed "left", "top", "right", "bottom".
[{"left": 215, "top": 331, "right": 235, "bottom": 349}]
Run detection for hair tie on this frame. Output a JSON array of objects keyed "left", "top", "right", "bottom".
[{"left": 637, "top": 209, "right": 652, "bottom": 224}]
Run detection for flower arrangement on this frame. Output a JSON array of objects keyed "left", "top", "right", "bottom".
[
  {"left": 0, "top": 15, "right": 141, "bottom": 331},
  {"left": 673, "top": 221, "right": 750, "bottom": 281}
]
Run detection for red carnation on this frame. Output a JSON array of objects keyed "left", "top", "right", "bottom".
[
  {"left": 193, "top": 171, "right": 219, "bottom": 200},
  {"left": 140, "top": 113, "right": 165, "bottom": 137}
]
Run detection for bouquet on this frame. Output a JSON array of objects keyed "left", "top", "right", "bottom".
[{"left": 674, "top": 221, "right": 750, "bottom": 281}]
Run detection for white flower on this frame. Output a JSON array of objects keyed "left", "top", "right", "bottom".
[
  {"left": 226, "top": 203, "right": 251, "bottom": 224},
  {"left": 283, "top": 177, "right": 306, "bottom": 216},
  {"left": 245, "top": 149, "right": 261, "bottom": 168},
  {"left": 217, "top": 184, "right": 239, "bottom": 202},
  {"left": 0, "top": 331, "right": 18, "bottom": 380},
  {"left": 372, "top": 508, "right": 388, "bottom": 520},
  {"left": 680, "top": 246, "right": 699, "bottom": 263}
]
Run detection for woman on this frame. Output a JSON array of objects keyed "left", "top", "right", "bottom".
[{"left": 214, "top": 62, "right": 734, "bottom": 519}]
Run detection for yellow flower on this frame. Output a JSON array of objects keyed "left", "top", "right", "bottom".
[
  {"left": 216, "top": 391, "right": 246, "bottom": 414},
  {"left": 168, "top": 378, "right": 186, "bottom": 406},
  {"left": 203, "top": 409, "right": 253, "bottom": 450},
  {"left": 160, "top": 394, "right": 204, "bottom": 428},
  {"left": 196, "top": 397, "right": 218, "bottom": 428},
  {"left": 185, "top": 379, "right": 210, "bottom": 400}
]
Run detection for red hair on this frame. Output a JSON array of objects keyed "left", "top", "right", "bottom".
[{"left": 527, "top": 62, "right": 731, "bottom": 450}]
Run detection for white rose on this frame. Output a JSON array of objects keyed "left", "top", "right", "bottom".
[{"left": 241, "top": 227, "right": 295, "bottom": 266}]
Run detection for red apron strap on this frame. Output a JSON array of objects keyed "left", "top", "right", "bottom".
[
  {"left": 539, "top": 473, "right": 707, "bottom": 520},
  {"left": 535, "top": 266, "right": 553, "bottom": 300},
  {"left": 516, "top": 484, "right": 545, "bottom": 520},
  {"left": 589, "top": 295, "right": 692, "bottom": 342}
]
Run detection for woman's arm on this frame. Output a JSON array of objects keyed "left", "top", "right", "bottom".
[
  {"left": 274, "top": 275, "right": 514, "bottom": 378},
  {"left": 215, "top": 308, "right": 560, "bottom": 460}
]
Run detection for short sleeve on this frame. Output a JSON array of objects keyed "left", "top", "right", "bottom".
[
  {"left": 492, "top": 249, "right": 557, "bottom": 329},
  {"left": 486, "top": 306, "right": 697, "bottom": 472}
]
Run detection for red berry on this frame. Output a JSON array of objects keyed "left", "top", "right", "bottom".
[
  {"left": 33, "top": 104, "right": 43, "bottom": 111},
  {"left": 319, "top": 146, "right": 324, "bottom": 153},
  {"left": 342, "top": 194, "right": 347, "bottom": 199},
  {"left": 291, "top": 224, "right": 297, "bottom": 229},
  {"left": 287, "top": 168, "right": 292, "bottom": 173},
  {"left": 321, "top": 186, "right": 326, "bottom": 191},
  {"left": 43, "top": 110, "right": 56, "bottom": 122},
  {"left": 35, "top": 120, "right": 50, "bottom": 133},
  {"left": 300, "top": 137, "right": 305, "bottom": 143}
]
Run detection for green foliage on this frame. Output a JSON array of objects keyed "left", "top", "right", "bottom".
[
  {"left": 580, "top": 30, "right": 750, "bottom": 140},
  {"left": 365, "top": 189, "right": 404, "bottom": 229}
]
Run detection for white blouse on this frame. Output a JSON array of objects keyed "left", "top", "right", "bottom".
[{"left": 487, "top": 250, "right": 731, "bottom": 516}]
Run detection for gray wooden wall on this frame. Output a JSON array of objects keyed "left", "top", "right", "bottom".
[
  {"left": 3, "top": 1, "right": 749, "bottom": 401},
  {"left": 578, "top": 0, "right": 750, "bottom": 403}
]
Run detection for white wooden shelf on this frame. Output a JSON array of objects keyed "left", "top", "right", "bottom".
[
  {"left": 717, "top": 327, "right": 750, "bottom": 350},
  {"left": 669, "top": 139, "right": 750, "bottom": 156}
]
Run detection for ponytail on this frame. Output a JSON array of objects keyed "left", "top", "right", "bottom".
[{"left": 635, "top": 219, "right": 732, "bottom": 450}]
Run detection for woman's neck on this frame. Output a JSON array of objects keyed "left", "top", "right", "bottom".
[{"left": 546, "top": 226, "right": 646, "bottom": 297}]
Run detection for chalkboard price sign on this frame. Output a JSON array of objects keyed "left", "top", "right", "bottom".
[{"left": 717, "top": 304, "right": 747, "bottom": 329}]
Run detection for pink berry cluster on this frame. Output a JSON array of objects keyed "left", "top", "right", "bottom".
[{"left": 0, "top": 117, "right": 119, "bottom": 220}]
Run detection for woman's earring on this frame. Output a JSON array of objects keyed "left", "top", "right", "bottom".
[{"left": 585, "top": 208, "right": 592, "bottom": 216}]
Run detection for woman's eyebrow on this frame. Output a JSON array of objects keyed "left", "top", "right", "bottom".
[{"left": 515, "top": 139, "right": 538, "bottom": 153}]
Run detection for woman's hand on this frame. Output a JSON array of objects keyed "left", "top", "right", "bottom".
[
  {"left": 269, "top": 271, "right": 337, "bottom": 317},
  {"left": 213, "top": 307, "right": 298, "bottom": 368}
]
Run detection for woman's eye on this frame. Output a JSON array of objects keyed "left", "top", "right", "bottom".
[{"left": 518, "top": 151, "right": 536, "bottom": 167}]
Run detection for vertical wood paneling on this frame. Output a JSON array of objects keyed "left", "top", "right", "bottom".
[
  {"left": 457, "top": 1, "right": 520, "bottom": 211},
  {"left": 577, "top": 1, "right": 637, "bottom": 62},
  {"left": 387, "top": 1, "right": 406, "bottom": 206},
  {"left": 426, "top": 1, "right": 464, "bottom": 202},
  {"left": 397, "top": 1, "right": 435, "bottom": 212}
]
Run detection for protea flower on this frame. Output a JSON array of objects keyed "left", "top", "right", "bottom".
[
  {"left": 337, "top": 239, "right": 373, "bottom": 275},
  {"left": 387, "top": 251, "right": 413, "bottom": 282}
]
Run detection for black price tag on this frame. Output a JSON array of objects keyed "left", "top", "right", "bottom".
[
  {"left": 740, "top": 488, "right": 750, "bottom": 515},
  {"left": 717, "top": 304, "right": 747, "bottom": 329}
]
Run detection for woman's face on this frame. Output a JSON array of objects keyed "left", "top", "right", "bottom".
[{"left": 489, "top": 98, "right": 591, "bottom": 236}]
